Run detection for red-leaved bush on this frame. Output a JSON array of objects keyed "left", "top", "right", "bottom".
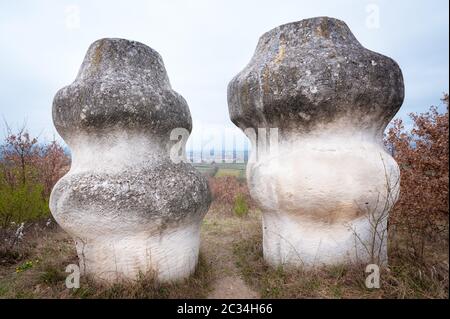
[
  {"left": 208, "top": 176, "right": 254, "bottom": 212},
  {"left": 386, "top": 94, "right": 449, "bottom": 259}
]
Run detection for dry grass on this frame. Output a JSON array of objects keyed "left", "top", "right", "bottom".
[
  {"left": 201, "top": 208, "right": 261, "bottom": 298},
  {"left": 208, "top": 176, "right": 255, "bottom": 218},
  {"left": 233, "top": 222, "right": 449, "bottom": 299},
  {"left": 73, "top": 254, "right": 213, "bottom": 299},
  {"left": 0, "top": 209, "right": 448, "bottom": 299},
  {"left": 0, "top": 224, "right": 214, "bottom": 299}
]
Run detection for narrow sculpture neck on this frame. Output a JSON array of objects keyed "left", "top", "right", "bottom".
[
  {"left": 246, "top": 119, "right": 387, "bottom": 152},
  {"left": 67, "top": 130, "right": 175, "bottom": 173}
]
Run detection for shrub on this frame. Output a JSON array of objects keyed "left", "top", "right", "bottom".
[
  {"left": 208, "top": 176, "right": 253, "bottom": 206},
  {"left": 0, "top": 124, "right": 68, "bottom": 258},
  {"left": 0, "top": 175, "right": 49, "bottom": 229},
  {"left": 386, "top": 94, "right": 449, "bottom": 259},
  {"left": 0, "top": 125, "right": 69, "bottom": 229},
  {"left": 233, "top": 193, "right": 249, "bottom": 217}
]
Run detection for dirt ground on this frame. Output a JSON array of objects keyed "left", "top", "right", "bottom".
[
  {"left": 0, "top": 209, "right": 262, "bottom": 299},
  {"left": 0, "top": 208, "right": 448, "bottom": 299},
  {"left": 201, "top": 210, "right": 260, "bottom": 299}
]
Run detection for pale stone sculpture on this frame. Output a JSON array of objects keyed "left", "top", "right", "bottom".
[
  {"left": 228, "top": 17, "right": 404, "bottom": 267},
  {"left": 50, "top": 38, "right": 211, "bottom": 282}
]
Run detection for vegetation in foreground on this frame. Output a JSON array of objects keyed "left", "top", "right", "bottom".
[
  {"left": 0, "top": 207, "right": 447, "bottom": 299},
  {"left": 233, "top": 224, "right": 448, "bottom": 299},
  {"left": 0, "top": 222, "right": 214, "bottom": 299},
  {"left": 0, "top": 95, "right": 448, "bottom": 298}
]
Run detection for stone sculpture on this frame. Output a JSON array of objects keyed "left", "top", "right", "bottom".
[
  {"left": 228, "top": 17, "right": 404, "bottom": 267},
  {"left": 50, "top": 38, "right": 211, "bottom": 282}
]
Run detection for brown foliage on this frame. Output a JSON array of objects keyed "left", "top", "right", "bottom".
[
  {"left": 208, "top": 176, "right": 254, "bottom": 211},
  {"left": 0, "top": 124, "right": 70, "bottom": 252},
  {"left": 1, "top": 124, "right": 70, "bottom": 197},
  {"left": 37, "top": 140, "right": 70, "bottom": 197},
  {"left": 1, "top": 127, "right": 39, "bottom": 187},
  {"left": 386, "top": 94, "right": 449, "bottom": 258}
]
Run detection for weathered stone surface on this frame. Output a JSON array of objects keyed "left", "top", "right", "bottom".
[
  {"left": 50, "top": 38, "right": 211, "bottom": 282},
  {"left": 228, "top": 17, "right": 404, "bottom": 267},
  {"left": 229, "top": 17, "right": 404, "bottom": 137}
]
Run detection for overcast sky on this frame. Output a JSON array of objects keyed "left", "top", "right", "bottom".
[{"left": 0, "top": 0, "right": 448, "bottom": 148}]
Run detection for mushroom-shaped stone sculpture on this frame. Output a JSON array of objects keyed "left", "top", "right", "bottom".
[
  {"left": 228, "top": 17, "right": 404, "bottom": 267},
  {"left": 50, "top": 38, "right": 211, "bottom": 282}
]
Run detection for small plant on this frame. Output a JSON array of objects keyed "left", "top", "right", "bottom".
[
  {"left": 15, "top": 260, "right": 35, "bottom": 273},
  {"left": 39, "top": 265, "right": 65, "bottom": 284},
  {"left": 233, "top": 193, "right": 249, "bottom": 217}
]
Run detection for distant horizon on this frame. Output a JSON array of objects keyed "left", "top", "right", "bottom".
[{"left": 1, "top": 0, "right": 448, "bottom": 143}]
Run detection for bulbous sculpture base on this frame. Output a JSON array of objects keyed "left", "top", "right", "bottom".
[
  {"left": 74, "top": 224, "right": 201, "bottom": 282},
  {"left": 262, "top": 212, "right": 387, "bottom": 268}
]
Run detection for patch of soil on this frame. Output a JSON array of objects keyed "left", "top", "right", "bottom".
[{"left": 201, "top": 210, "right": 260, "bottom": 299}]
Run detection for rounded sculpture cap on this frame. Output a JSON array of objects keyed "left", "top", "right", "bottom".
[
  {"left": 228, "top": 17, "right": 405, "bottom": 134},
  {"left": 53, "top": 38, "right": 191, "bottom": 139}
]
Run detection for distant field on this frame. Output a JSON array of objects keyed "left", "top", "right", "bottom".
[
  {"left": 192, "top": 163, "right": 246, "bottom": 179},
  {"left": 215, "top": 168, "right": 241, "bottom": 177},
  {"left": 192, "top": 164, "right": 217, "bottom": 177}
]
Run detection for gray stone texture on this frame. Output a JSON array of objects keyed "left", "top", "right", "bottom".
[{"left": 228, "top": 17, "right": 404, "bottom": 137}]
